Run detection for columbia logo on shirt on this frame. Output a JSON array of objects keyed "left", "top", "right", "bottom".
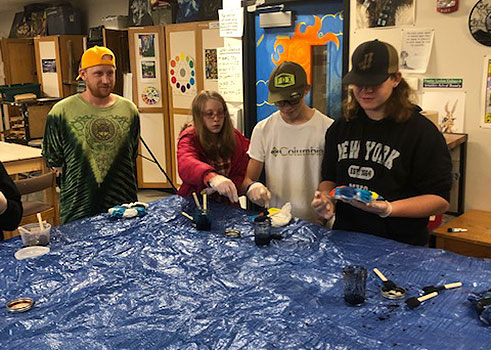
[{"left": 271, "top": 146, "right": 324, "bottom": 157}]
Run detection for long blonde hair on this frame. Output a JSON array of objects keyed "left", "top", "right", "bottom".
[
  {"left": 343, "top": 75, "right": 417, "bottom": 123},
  {"left": 192, "top": 90, "right": 235, "bottom": 161}
]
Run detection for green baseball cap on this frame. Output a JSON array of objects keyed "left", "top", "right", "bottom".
[{"left": 268, "top": 61, "right": 308, "bottom": 103}]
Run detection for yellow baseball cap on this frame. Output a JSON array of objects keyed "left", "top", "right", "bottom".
[{"left": 76, "top": 46, "right": 116, "bottom": 79}]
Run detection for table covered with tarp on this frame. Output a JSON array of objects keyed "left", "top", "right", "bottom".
[{"left": 1, "top": 195, "right": 490, "bottom": 349}]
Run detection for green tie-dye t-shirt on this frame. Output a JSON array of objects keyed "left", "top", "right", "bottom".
[{"left": 42, "top": 94, "right": 140, "bottom": 224}]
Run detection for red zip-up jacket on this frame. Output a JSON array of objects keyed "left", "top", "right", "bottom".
[{"left": 177, "top": 126, "right": 250, "bottom": 204}]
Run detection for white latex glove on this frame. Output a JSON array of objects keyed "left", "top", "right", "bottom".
[
  {"left": 311, "top": 190, "right": 335, "bottom": 220},
  {"left": 209, "top": 174, "right": 239, "bottom": 203},
  {"left": 246, "top": 182, "right": 271, "bottom": 208},
  {"left": 349, "top": 199, "right": 392, "bottom": 218}
]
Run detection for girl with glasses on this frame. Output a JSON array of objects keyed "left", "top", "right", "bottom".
[{"left": 177, "top": 90, "right": 250, "bottom": 204}]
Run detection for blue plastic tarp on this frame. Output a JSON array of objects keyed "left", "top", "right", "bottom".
[{"left": 1, "top": 195, "right": 491, "bottom": 349}]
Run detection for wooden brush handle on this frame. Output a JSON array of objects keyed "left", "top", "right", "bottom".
[
  {"left": 418, "top": 291, "right": 438, "bottom": 302},
  {"left": 181, "top": 212, "right": 194, "bottom": 221},
  {"left": 192, "top": 192, "right": 202, "bottom": 210},
  {"left": 444, "top": 282, "right": 462, "bottom": 289},
  {"left": 373, "top": 268, "right": 388, "bottom": 282}
]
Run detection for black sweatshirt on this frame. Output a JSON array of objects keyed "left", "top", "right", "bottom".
[
  {"left": 0, "top": 161, "right": 23, "bottom": 240},
  {"left": 322, "top": 107, "right": 452, "bottom": 245}
]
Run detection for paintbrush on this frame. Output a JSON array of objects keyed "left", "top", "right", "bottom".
[
  {"left": 422, "top": 282, "right": 462, "bottom": 294},
  {"left": 405, "top": 291, "right": 438, "bottom": 309},
  {"left": 192, "top": 192, "right": 202, "bottom": 210},
  {"left": 181, "top": 212, "right": 194, "bottom": 221},
  {"left": 373, "top": 268, "right": 397, "bottom": 291}
]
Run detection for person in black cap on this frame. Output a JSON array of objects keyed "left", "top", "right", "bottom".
[
  {"left": 312, "top": 39, "right": 452, "bottom": 245},
  {"left": 243, "top": 61, "right": 333, "bottom": 222}
]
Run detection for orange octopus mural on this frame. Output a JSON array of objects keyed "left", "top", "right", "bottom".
[{"left": 272, "top": 15, "right": 339, "bottom": 85}]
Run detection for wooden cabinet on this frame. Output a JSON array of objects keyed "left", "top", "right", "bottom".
[
  {"left": 34, "top": 35, "right": 85, "bottom": 98},
  {"left": 0, "top": 38, "right": 37, "bottom": 84}
]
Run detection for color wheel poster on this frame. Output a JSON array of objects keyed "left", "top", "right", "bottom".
[{"left": 169, "top": 53, "right": 197, "bottom": 96}]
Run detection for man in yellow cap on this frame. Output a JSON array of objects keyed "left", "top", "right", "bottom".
[{"left": 42, "top": 46, "right": 140, "bottom": 224}]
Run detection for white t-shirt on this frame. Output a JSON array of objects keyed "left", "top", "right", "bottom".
[{"left": 248, "top": 109, "right": 333, "bottom": 222}]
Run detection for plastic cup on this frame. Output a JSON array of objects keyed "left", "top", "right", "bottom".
[
  {"left": 19, "top": 222, "right": 51, "bottom": 247},
  {"left": 343, "top": 265, "right": 367, "bottom": 306},
  {"left": 254, "top": 215, "right": 272, "bottom": 246}
]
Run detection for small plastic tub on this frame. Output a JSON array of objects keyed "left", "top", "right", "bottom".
[{"left": 19, "top": 222, "right": 51, "bottom": 247}]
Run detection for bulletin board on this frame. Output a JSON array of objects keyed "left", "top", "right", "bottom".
[
  {"left": 165, "top": 21, "right": 224, "bottom": 186},
  {"left": 34, "top": 37, "right": 62, "bottom": 98},
  {"left": 128, "top": 25, "right": 172, "bottom": 189}
]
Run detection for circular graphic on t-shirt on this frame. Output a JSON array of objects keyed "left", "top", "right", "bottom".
[
  {"left": 90, "top": 118, "right": 116, "bottom": 142},
  {"left": 168, "top": 53, "right": 196, "bottom": 94},
  {"left": 469, "top": 0, "right": 491, "bottom": 47},
  {"left": 141, "top": 86, "right": 160, "bottom": 105}
]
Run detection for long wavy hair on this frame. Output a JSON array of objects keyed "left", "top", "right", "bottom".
[
  {"left": 191, "top": 90, "right": 236, "bottom": 161},
  {"left": 343, "top": 75, "right": 417, "bottom": 123}
]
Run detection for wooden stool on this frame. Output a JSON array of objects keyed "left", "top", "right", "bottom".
[{"left": 431, "top": 210, "right": 491, "bottom": 258}]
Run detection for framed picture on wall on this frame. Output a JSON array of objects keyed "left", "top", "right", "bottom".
[{"left": 128, "top": 0, "right": 154, "bottom": 27}]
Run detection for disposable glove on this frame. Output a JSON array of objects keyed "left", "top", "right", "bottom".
[
  {"left": 209, "top": 174, "right": 239, "bottom": 203},
  {"left": 311, "top": 190, "right": 335, "bottom": 220},
  {"left": 246, "top": 182, "right": 271, "bottom": 207}
]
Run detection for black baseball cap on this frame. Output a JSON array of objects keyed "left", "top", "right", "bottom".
[
  {"left": 343, "top": 40, "right": 399, "bottom": 86},
  {"left": 268, "top": 61, "right": 308, "bottom": 103}
]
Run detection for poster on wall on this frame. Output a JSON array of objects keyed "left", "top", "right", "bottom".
[
  {"left": 42, "top": 59, "right": 57, "bottom": 73},
  {"left": 141, "top": 86, "right": 160, "bottom": 105},
  {"left": 168, "top": 53, "right": 197, "bottom": 96},
  {"left": 128, "top": 0, "right": 153, "bottom": 27},
  {"left": 481, "top": 55, "right": 491, "bottom": 128},
  {"left": 205, "top": 49, "right": 218, "bottom": 80},
  {"left": 356, "top": 0, "right": 415, "bottom": 29},
  {"left": 255, "top": 6, "right": 344, "bottom": 121},
  {"left": 141, "top": 60, "right": 156, "bottom": 79},
  {"left": 139, "top": 34, "right": 155, "bottom": 57},
  {"left": 421, "top": 91, "right": 466, "bottom": 133},
  {"left": 400, "top": 28, "right": 434, "bottom": 74}
]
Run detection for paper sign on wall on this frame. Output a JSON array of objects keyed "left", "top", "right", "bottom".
[
  {"left": 400, "top": 29, "right": 434, "bottom": 74},
  {"left": 218, "top": 8, "right": 243, "bottom": 37},
  {"left": 217, "top": 46, "right": 243, "bottom": 102}
]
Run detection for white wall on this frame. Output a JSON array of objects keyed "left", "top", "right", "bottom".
[{"left": 350, "top": 0, "right": 491, "bottom": 212}]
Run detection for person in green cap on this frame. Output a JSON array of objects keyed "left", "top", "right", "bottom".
[
  {"left": 242, "top": 61, "right": 333, "bottom": 222},
  {"left": 42, "top": 46, "right": 140, "bottom": 224}
]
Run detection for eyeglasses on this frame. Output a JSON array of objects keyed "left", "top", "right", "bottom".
[
  {"left": 203, "top": 110, "right": 225, "bottom": 120},
  {"left": 274, "top": 95, "right": 303, "bottom": 107}
]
